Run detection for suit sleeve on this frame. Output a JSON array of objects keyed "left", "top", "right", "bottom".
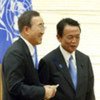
[
  {"left": 38, "top": 58, "right": 51, "bottom": 84},
  {"left": 38, "top": 58, "right": 67, "bottom": 100},
  {"left": 2, "top": 50, "right": 45, "bottom": 100},
  {"left": 86, "top": 57, "right": 95, "bottom": 100}
]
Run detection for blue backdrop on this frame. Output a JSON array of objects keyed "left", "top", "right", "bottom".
[{"left": 0, "top": 0, "right": 32, "bottom": 63}]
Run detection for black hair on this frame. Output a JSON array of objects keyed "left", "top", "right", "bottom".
[
  {"left": 57, "top": 18, "right": 81, "bottom": 37},
  {"left": 18, "top": 10, "right": 40, "bottom": 32}
]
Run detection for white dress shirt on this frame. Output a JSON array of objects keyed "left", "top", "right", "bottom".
[
  {"left": 59, "top": 45, "right": 77, "bottom": 70},
  {"left": 20, "top": 36, "right": 35, "bottom": 64}
]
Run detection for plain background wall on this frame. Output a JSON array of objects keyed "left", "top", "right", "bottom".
[{"left": 32, "top": 0, "right": 100, "bottom": 100}]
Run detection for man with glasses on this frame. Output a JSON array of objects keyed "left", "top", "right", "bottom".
[{"left": 2, "top": 10, "right": 58, "bottom": 100}]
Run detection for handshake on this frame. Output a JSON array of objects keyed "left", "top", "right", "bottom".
[{"left": 44, "top": 84, "right": 59, "bottom": 100}]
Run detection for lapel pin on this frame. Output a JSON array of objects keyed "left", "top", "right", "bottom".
[{"left": 58, "top": 64, "right": 63, "bottom": 68}]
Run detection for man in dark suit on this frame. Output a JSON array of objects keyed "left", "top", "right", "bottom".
[
  {"left": 38, "top": 18, "right": 95, "bottom": 100},
  {"left": 2, "top": 10, "right": 58, "bottom": 100}
]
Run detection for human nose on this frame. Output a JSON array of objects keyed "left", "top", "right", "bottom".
[
  {"left": 72, "top": 37, "right": 77, "bottom": 43},
  {"left": 41, "top": 26, "right": 46, "bottom": 33},
  {"left": 39, "top": 25, "right": 46, "bottom": 30}
]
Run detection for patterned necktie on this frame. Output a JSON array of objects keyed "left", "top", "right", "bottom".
[{"left": 69, "top": 55, "right": 77, "bottom": 89}]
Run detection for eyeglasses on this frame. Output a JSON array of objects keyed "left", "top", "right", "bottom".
[
  {"left": 38, "top": 24, "right": 46, "bottom": 30},
  {"left": 31, "top": 24, "right": 46, "bottom": 30}
]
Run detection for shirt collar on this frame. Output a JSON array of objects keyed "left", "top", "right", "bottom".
[
  {"left": 20, "top": 36, "right": 34, "bottom": 56},
  {"left": 59, "top": 45, "right": 75, "bottom": 62}
]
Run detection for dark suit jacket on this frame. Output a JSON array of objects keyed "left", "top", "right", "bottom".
[
  {"left": 38, "top": 47, "right": 95, "bottom": 100},
  {"left": 2, "top": 38, "right": 45, "bottom": 100}
]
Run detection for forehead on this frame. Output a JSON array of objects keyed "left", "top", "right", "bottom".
[
  {"left": 64, "top": 25, "right": 80, "bottom": 34},
  {"left": 31, "top": 16, "right": 44, "bottom": 25}
]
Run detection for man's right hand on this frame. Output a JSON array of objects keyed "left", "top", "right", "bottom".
[{"left": 44, "top": 84, "right": 59, "bottom": 100}]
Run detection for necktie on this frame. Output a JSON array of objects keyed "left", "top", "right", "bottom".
[
  {"left": 32, "top": 46, "right": 38, "bottom": 69},
  {"left": 34, "top": 46, "right": 38, "bottom": 69},
  {"left": 69, "top": 55, "right": 77, "bottom": 89}
]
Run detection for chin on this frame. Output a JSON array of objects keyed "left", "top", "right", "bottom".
[
  {"left": 69, "top": 49, "right": 75, "bottom": 53},
  {"left": 38, "top": 41, "right": 42, "bottom": 44}
]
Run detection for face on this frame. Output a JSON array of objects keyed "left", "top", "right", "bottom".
[
  {"left": 57, "top": 25, "right": 80, "bottom": 53},
  {"left": 23, "top": 16, "right": 45, "bottom": 46}
]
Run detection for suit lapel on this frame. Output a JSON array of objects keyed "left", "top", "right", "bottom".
[
  {"left": 55, "top": 47, "right": 74, "bottom": 89},
  {"left": 54, "top": 48, "right": 86, "bottom": 91},
  {"left": 18, "top": 38, "right": 40, "bottom": 84},
  {"left": 18, "top": 38, "right": 35, "bottom": 67},
  {"left": 75, "top": 51, "right": 84, "bottom": 91}
]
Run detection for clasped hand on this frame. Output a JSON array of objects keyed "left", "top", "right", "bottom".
[{"left": 44, "top": 84, "right": 59, "bottom": 100}]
